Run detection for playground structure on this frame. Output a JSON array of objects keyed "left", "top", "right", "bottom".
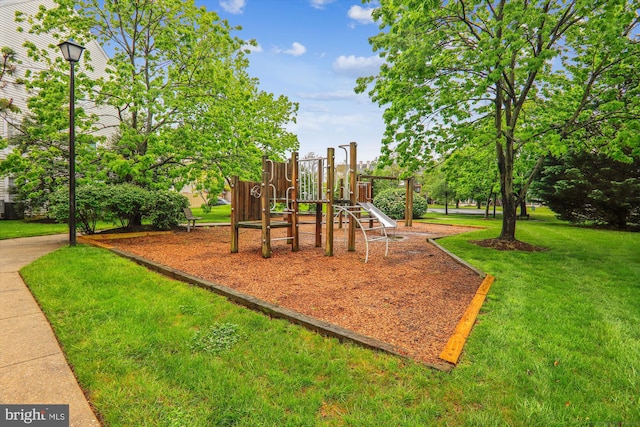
[{"left": 230, "top": 142, "right": 415, "bottom": 262}]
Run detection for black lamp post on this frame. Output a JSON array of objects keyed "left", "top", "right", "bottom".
[
  {"left": 444, "top": 180, "right": 448, "bottom": 215},
  {"left": 58, "top": 40, "right": 85, "bottom": 246}
]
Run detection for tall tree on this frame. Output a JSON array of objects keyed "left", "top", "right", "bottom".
[
  {"left": 14, "top": 0, "right": 297, "bottom": 193},
  {"left": 441, "top": 143, "right": 499, "bottom": 213},
  {"left": 358, "top": 0, "right": 640, "bottom": 242}
]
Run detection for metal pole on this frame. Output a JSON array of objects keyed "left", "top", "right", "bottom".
[
  {"left": 444, "top": 180, "right": 448, "bottom": 216},
  {"left": 69, "top": 60, "right": 76, "bottom": 246}
]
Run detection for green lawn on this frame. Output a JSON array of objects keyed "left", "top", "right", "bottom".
[
  {"left": 189, "top": 204, "right": 231, "bottom": 222},
  {"left": 0, "top": 219, "right": 69, "bottom": 239},
  {"left": 0, "top": 205, "right": 231, "bottom": 240},
  {"left": 19, "top": 209, "right": 640, "bottom": 426}
]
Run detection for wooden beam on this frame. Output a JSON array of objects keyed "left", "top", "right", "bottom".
[
  {"left": 357, "top": 174, "right": 399, "bottom": 180},
  {"left": 315, "top": 157, "right": 323, "bottom": 247},
  {"left": 440, "top": 275, "right": 495, "bottom": 364},
  {"left": 261, "top": 157, "right": 271, "bottom": 258},
  {"left": 405, "top": 177, "right": 414, "bottom": 227},
  {"left": 291, "top": 152, "right": 299, "bottom": 251},
  {"left": 348, "top": 141, "right": 357, "bottom": 252},
  {"left": 230, "top": 176, "right": 239, "bottom": 253},
  {"left": 325, "top": 147, "right": 334, "bottom": 256}
]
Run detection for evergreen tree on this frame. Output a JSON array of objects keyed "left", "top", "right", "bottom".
[{"left": 534, "top": 150, "right": 640, "bottom": 228}]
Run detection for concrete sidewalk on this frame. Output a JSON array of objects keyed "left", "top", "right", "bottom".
[{"left": 0, "top": 234, "right": 100, "bottom": 426}]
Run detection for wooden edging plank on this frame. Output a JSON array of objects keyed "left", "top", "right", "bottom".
[
  {"left": 80, "top": 231, "right": 172, "bottom": 241},
  {"left": 427, "top": 238, "right": 496, "bottom": 365},
  {"left": 77, "top": 236, "right": 114, "bottom": 249},
  {"left": 427, "top": 238, "right": 485, "bottom": 277},
  {"left": 439, "top": 274, "right": 495, "bottom": 365}
]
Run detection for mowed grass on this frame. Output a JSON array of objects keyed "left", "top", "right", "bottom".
[
  {"left": 0, "top": 219, "right": 69, "bottom": 239},
  {"left": 189, "top": 204, "right": 231, "bottom": 223},
  {"left": 0, "top": 205, "right": 231, "bottom": 240},
  {"left": 20, "top": 209, "right": 640, "bottom": 426}
]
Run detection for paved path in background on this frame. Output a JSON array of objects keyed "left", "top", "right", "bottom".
[
  {"left": 0, "top": 234, "right": 101, "bottom": 426},
  {"left": 428, "top": 208, "right": 494, "bottom": 215}
]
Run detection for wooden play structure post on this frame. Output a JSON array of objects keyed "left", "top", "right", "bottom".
[
  {"left": 291, "top": 151, "right": 300, "bottom": 252},
  {"left": 315, "top": 156, "right": 323, "bottom": 247},
  {"left": 405, "top": 177, "right": 414, "bottom": 227},
  {"left": 261, "top": 156, "right": 270, "bottom": 258},
  {"left": 325, "top": 147, "right": 335, "bottom": 256},
  {"left": 348, "top": 141, "right": 357, "bottom": 252},
  {"left": 230, "top": 176, "right": 238, "bottom": 253}
]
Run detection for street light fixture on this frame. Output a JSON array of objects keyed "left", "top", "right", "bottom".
[{"left": 58, "top": 40, "right": 85, "bottom": 246}]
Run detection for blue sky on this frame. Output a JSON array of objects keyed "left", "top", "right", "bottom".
[{"left": 197, "top": 0, "right": 385, "bottom": 162}]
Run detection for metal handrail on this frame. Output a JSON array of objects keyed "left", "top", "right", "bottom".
[{"left": 333, "top": 205, "right": 390, "bottom": 263}]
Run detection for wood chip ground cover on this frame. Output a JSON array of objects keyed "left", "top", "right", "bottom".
[{"left": 110, "top": 221, "right": 483, "bottom": 366}]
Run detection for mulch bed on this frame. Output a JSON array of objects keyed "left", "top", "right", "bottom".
[{"left": 108, "top": 221, "right": 484, "bottom": 366}]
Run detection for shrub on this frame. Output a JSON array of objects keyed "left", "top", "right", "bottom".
[
  {"left": 107, "top": 183, "right": 152, "bottom": 228},
  {"left": 372, "top": 187, "right": 428, "bottom": 219},
  {"left": 147, "top": 190, "right": 189, "bottom": 230},
  {"left": 49, "top": 183, "right": 189, "bottom": 232},
  {"left": 48, "top": 184, "right": 113, "bottom": 234}
]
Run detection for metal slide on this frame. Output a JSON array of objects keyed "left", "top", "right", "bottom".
[{"left": 358, "top": 202, "right": 398, "bottom": 229}]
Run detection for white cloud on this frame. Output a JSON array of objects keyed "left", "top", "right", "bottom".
[
  {"left": 276, "top": 42, "right": 307, "bottom": 56},
  {"left": 297, "top": 90, "right": 361, "bottom": 101},
  {"left": 309, "top": 0, "right": 337, "bottom": 9},
  {"left": 347, "top": 5, "right": 375, "bottom": 24},
  {"left": 332, "top": 55, "right": 384, "bottom": 76},
  {"left": 219, "top": 0, "right": 245, "bottom": 14},
  {"left": 291, "top": 111, "right": 367, "bottom": 132},
  {"left": 243, "top": 42, "right": 263, "bottom": 53}
]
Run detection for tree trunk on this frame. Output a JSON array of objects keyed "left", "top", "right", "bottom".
[
  {"left": 444, "top": 190, "right": 448, "bottom": 215},
  {"left": 500, "top": 190, "right": 517, "bottom": 240},
  {"left": 132, "top": 212, "right": 143, "bottom": 227},
  {"left": 484, "top": 191, "right": 492, "bottom": 218},
  {"left": 494, "top": 60, "right": 517, "bottom": 240},
  {"left": 519, "top": 199, "right": 528, "bottom": 217},
  {"left": 497, "top": 140, "right": 517, "bottom": 240}
]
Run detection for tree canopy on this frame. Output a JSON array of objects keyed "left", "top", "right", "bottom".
[
  {"left": 0, "top": 46, "right": 20, "bottom": 145},
  {"left": 4, "top": 0, "right": 297, "bottom": 210},
  {"left": 358, "top": 0, "right": 640, "bottom": 241},
  {"left": 533, "top": 148, "right": 640, "bottom": 229}
]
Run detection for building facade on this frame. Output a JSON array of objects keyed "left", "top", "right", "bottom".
[{"left": 0, "top": 0, "right": 118, "bottom": 218}]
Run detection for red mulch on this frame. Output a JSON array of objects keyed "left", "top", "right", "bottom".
[{"left": 109, "top": 221, "right": 484, "bottom": 366}]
